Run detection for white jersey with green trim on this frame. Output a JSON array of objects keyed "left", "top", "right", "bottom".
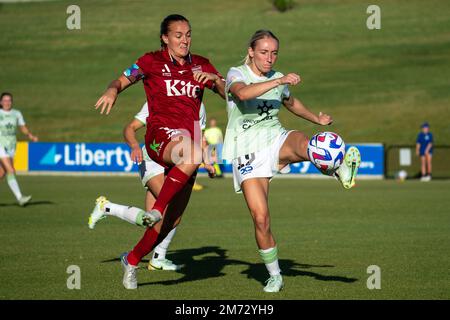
[
  {"left": 135, "top": 102, "right": 207, "bottom": 130},
  {"left": 222, "top": 64, "right": 290, "bottom": 161},
  {"left": 0, "top": 108, "right": 25, "bottom": 151}
]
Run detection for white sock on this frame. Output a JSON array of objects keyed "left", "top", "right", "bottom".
[
  {"left": 7, "top": 174, "right": 23, "bottom": 201},
  {"left": 104, "top": 202, "right": 145, "bottom": 226},
  {"left": 153, "top": 227, "right": 177, "bottom": 260},
  {"left": 265, "top": 260, "right": 281, "bottom": 276},
  {"left": 259, "top": 246, "right": 281, "bottom": 276}
]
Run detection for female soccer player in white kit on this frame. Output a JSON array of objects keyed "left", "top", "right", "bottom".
[
  {"left": 0, "top": 92, "right": 38, "bottom": 206},
  {"left": 222, "top": 30, "right": 361, "bottom": 292}
]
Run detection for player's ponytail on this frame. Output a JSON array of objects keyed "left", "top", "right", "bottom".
[
  {"left": 244, "top": 29, "right": 280, "bottom": 65},
  {"left": 160, "top": 14, "right": 191, "bottom": 48}
]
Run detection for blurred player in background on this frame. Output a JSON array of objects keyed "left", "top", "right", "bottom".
[
  {"left": 0, "top": 92, "right": 38, "bottom": 206},
  {"left": 94, "top": 14, "right": 225, "bottom": 289},
  {"left": 204, "top": 117, "right": 224, "bottom": 177},
  {"left": 416, "top": 122, "right": 433, "bottom": 181},
  {"left": 89, "top": 102, "right": 208, "bottom": 271},
  {"left": 222, "top": 30, "right": 360, "bottom": 292}
]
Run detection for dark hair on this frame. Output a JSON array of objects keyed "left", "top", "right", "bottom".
[
  {"left": 160, "top": 14, "right": 190, "bottom": 48},
  {"left": 245, "top": 29, "right": 279, "bottom": 64},
  {"left": 0, "top": 92, "right": 13, "bottom": 109}
]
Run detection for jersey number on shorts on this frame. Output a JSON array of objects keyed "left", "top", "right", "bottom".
[{"left": 237, "top": 153, "right": 255, "bottom": 175}]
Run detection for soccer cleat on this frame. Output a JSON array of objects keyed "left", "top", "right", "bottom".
[
  {"left": 121, "top": 252, "right": 138, "bottom": 289},
  {"left": 334, "top": 146, "right": 361, "bottom": 189},
  {"left": 142, "top": 209, "right": 162, "bottom": 228},
  {"left": 148, "top": 258, "right": 184, "bottom": 271},
  {"left": 263, "top": 275, "right": 284, "bottom": 293},
  {"left": 18, "top": 195, "right": 32, "bottom": 207},
  {"left": 88, "top": 196, "right": 109, "bottom": 229}
]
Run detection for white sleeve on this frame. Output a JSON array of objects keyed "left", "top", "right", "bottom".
[
  {"left": 199, "top": 103, "right": 207, "bottom": 130},
  {"left": 134, "top": 102, "right": 148, "bottom": 125},
  {"left": 225, "top": 67, "right": 246, "bottom": 92},
  {"left": 17, "top": 111, "right": 25, "bottom": 126}
]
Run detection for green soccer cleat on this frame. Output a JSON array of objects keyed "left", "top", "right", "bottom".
[
  {"left": 263, "top": 275, "right": 284, "bottom": 293},
  {"left": 88, "top": 196, "right": 109, "bottom": 229},
  {"left": 142, "top": 209, "right": 162, "bottom": 228},
  {"left": 18, "top": 195, "right": 32, "bottom": 207},
  {"left": 334, "top": 146, "right": 361, "bottom": 189},
  {"left": 148, "top": 258, "right": 184, "bottom": 271}
]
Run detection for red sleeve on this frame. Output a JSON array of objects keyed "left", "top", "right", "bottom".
[{"left": 135, "top": 53, "right": 154, "bottom": 77}]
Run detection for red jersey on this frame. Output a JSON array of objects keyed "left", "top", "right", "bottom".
[{"left": 133, "top": 48, "right": 222, "bottom": 136}]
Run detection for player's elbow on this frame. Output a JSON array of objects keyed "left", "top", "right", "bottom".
[
  {"left": 122, "top": 125, "right": 133, "bottom": 139},
  {"left": 233, "top": 88, "right": 250, "bottom": 101}
]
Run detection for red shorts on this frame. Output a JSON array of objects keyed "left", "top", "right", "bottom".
[{"left": 145, "top": 125, "right": 193, "bottom": 169}]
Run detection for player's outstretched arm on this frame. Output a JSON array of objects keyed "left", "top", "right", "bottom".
[
  {"left": 95, "top": 75, "right": 132, "bottom": 115},
  {"left": 283, "top": 96, "right": 333, "bottom": 126},
  {"left": 19, "top": 125, "right": 38, "bottom": 142},
  {"left": 230, "top": 73, "right": 300, "bottom": 101},
  {"left": 123, "top": 118, "right": 145, "bottom": 164}
]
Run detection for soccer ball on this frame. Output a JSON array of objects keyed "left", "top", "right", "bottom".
[{"left": 307, "top": 132, "right": 346, "bottom": 174}]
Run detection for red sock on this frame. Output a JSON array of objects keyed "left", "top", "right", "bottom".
[
  {"left": 127, "top": 228, "right": 164, "bottom": 266},
  {"left": 152, "top": 166, "right": 191, "bottom": 214}
]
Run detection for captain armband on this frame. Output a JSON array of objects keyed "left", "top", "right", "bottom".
[{"left": 123, "top": 63, "right": 145, "bottom": 83}]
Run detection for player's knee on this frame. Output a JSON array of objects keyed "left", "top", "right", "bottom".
[{"left": 175, "top": 141, "right": 202, "bottom": 165}]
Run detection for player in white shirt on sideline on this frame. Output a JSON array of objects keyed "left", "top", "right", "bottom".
[
  {"left": 88, "top": 102, "right": 209, "bottom": 272},
  {"left": 0, "top": 92, "right": 38, "bottom": 206}
]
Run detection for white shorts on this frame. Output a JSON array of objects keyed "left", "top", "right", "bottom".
[
  {"left": 0, "top": 145, "right": 15, "bottom": 158},
  {"left": 138, "top": 146, "right": 164, "bottom": 188},
  {"left": 231, "top": 130, "right": 292, "bottom": 193}
]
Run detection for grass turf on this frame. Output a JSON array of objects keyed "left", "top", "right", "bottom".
[
  {"left": 0, "top": 0, "right": 449, "bottom": 145},
  {"left": 0, "top": 175, "right": 449, "bottom": 299}
]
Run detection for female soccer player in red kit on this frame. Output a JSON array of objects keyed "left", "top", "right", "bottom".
[{"left": 94, "top": 14, "right": 225, "bottom": 289}]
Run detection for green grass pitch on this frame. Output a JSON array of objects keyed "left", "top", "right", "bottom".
[
  {"left": 0, "top": 0, "right": 449, "bottom": 301},
  {"left": 0, "top": 176, "right": 449, "bottom": 299}
]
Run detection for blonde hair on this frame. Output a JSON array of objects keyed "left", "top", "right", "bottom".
[{"left": 244, "top": 29, "right": 280, "bottom": 65}]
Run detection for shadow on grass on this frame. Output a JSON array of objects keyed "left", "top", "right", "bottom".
[
  {"left": 241, "top": 260, "right": 358, "bottom": 286},
  {"left": 0, "top": 200, "right": 55, "bottom": 207},
  {"left": 101, "top": 246, "right": 358, "bottom": 287}
]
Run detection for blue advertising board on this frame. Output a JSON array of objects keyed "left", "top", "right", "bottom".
[
  {"left": 28, "top": 142, "right": 383, "bottom": 177},
  {"left": 29, "top": 142, "right": 139, "bottom": 172}
]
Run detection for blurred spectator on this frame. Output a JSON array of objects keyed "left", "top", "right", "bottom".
[
  {"left": 204, "top": 118, "right": 224, "bottom": 177},
  {"left": 416, "top": 122, "right": 433, "bottom": 181}
]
